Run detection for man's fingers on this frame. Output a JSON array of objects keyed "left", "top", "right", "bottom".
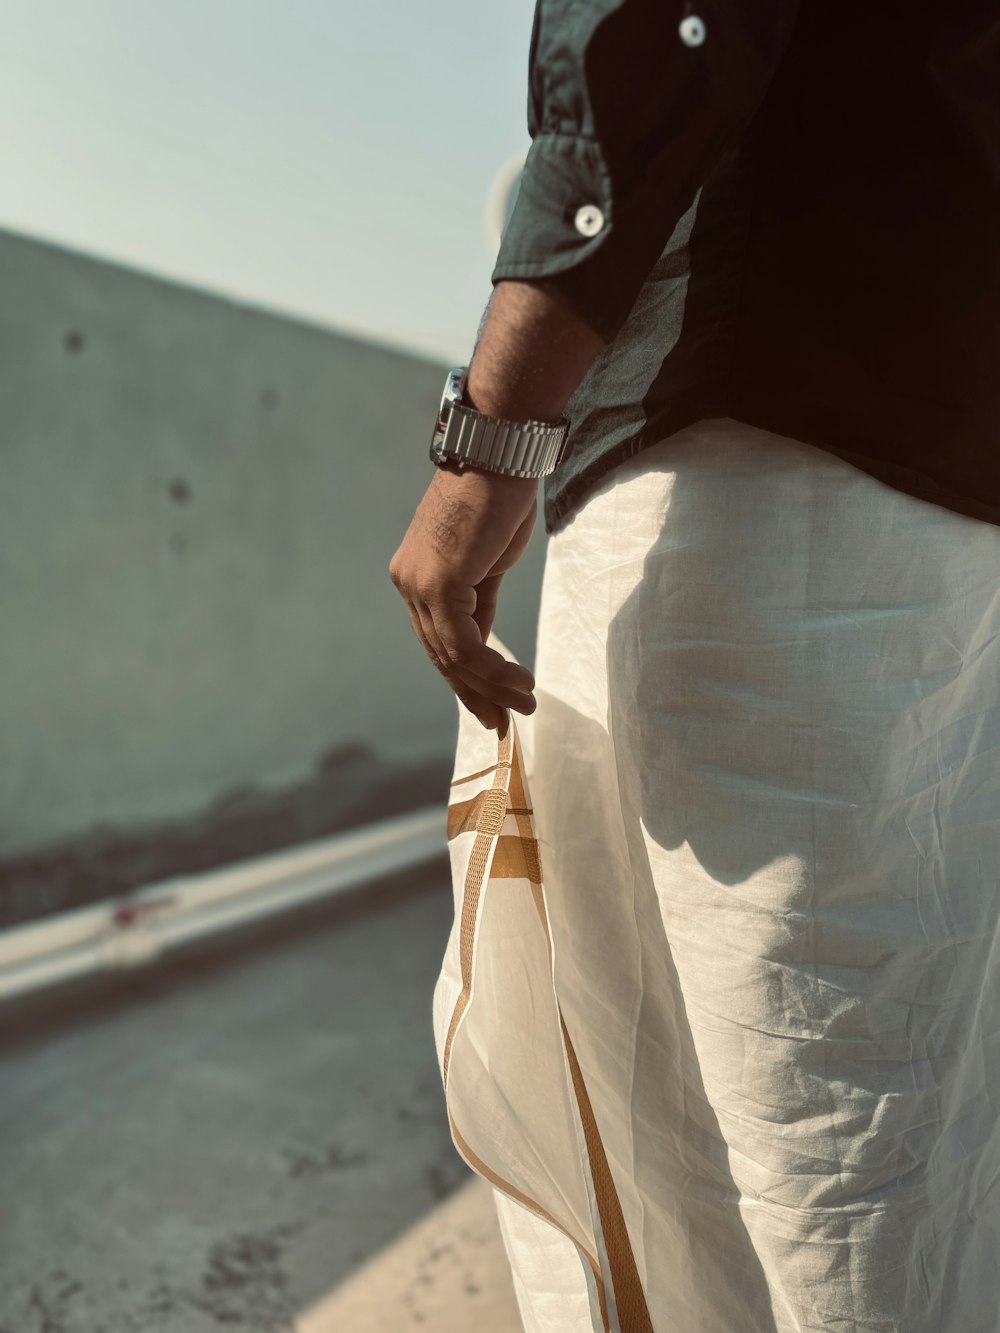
[
  {"left": 421, "top": 586, "right": 535, "bottom": 696},
  {"left": 424, "top": 609, "right": 535, "bottom": 709},
  {"left": 471, "top": 573, "right": 502, "bottom": 644},
  {"left": 408, "top": 600, "right": 506, "bottom": 730},
  {"left": 392, "top": 559, "right": 536, "bottom": 726},
  {"left": 415, "top": 597, "right": 534, "bottom": 715}
]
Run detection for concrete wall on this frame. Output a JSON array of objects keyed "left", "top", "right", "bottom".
[{"left": 0, "top": 228, "right": 548, "bottom": 859}]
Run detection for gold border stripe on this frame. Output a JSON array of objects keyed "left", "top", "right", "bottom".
[
  {"left": 447, "top": 790, "right": 494, "bottom": 841},
  {"left": 488, "top": 834, "right": 543, "bottom": 883},
  {"left": 442, "top": 712, "right": 653, "bottom": 1332},
  {"left": 441, "top": 722, "right": 512, "bottom": 1088},
  {"left": 443, "top": 718, "right": 611, "bottom": 1330},
  {"left": 448, "top": 1109, "right": 610, "bottom": 1333},
  {"left": 449, "top": 792, "right": 534, "bottom": 842},
  {"left": 559, "top": 1016, "right": 653, "bottom": 1333},
  {"left": 508, "top": 731, "right": 654, "bottom": 1333},
  {"left": 450, "top": 759, "right": 509, "bottom": 787}
]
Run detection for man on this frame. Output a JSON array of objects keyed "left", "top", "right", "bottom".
[
  {"left": 390, "top": 2, "right": 1000, "bottom": 1329},
  {"left": 388, "top": 0, "right": 1000, "bottom": 726}
]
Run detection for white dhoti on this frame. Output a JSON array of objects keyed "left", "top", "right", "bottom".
[{"left": 432, "top": 417, "right": 1000, "bottom": 1332}]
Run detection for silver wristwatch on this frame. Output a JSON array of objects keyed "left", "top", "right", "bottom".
[{"left": 429, "top": 366, "right": 570, "bottom": 478}]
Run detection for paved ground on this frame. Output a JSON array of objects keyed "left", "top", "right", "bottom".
[
  {"left": 297, "top": 1174, "right": 521, "bottom": 1333},
  {"left": 0, "top": 865, "right": 522, "bottom": 1332}
]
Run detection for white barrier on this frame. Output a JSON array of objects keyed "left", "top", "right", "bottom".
[{"left": 0, "top": 805, "right": 447, "bottom": 1004}]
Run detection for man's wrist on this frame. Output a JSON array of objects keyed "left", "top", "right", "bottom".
[
  {"left": 464, "top": 279, "right": 605, "bottom": 424},
  {"left": 433, "top": 455, "right": 539, "bottom": 486}
]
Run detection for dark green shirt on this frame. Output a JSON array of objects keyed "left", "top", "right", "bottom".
[{"left": 492, "top": 0, "right": 1000, "bottom": 536}]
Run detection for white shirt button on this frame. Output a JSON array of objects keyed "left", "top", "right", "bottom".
[
  {"left": 679, "top": 14, "right": 706, "bottom": 46},
  {"left": 574, "top": 204, "right": 605, "bottom": 238}
]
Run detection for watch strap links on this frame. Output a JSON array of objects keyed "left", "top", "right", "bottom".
[{"left": 436, "top": 404, "right": 568, "bottom": 478}]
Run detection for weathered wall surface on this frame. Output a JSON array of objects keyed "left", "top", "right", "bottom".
[{"left": 0, "top": 228, "right": 547, "bottom": 862}]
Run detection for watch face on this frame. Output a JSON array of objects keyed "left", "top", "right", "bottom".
[{"left": 431, "top": 366, "right": 467, "bottom": 456}]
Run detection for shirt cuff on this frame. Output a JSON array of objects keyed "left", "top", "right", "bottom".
[{"left": 489, "top": 131, "right": 683, "bottom": 344}]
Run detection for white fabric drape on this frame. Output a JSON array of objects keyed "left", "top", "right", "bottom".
[{"left": 433, "top": 416, "right": 1000, "bottom": 1332}]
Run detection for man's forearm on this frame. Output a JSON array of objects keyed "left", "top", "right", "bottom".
[{"left": 464, "top": 279, "right": 607, "bottom": 424}]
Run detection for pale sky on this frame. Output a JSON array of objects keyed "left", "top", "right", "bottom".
[{"left": 0, "top": 0, "right": 537, "bottom": 365}]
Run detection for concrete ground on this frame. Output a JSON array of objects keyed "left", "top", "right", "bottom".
[
  {"left": 0, "top": 865, "right": 523, "bottom": 1332},
  {"left": 296, "top": 1174, "right": 520, "bottom": 1332}
]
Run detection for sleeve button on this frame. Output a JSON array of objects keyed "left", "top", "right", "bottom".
[
  {"left": 574, "top": 204, "right": 605, "bottom": 237},
  {"left": 679, "top": 15, "right": 706, "bottom": 45}
]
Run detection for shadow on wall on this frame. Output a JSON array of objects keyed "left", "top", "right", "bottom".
[{"left": 0, "top": 739, "right": 453, "bottom": 930}]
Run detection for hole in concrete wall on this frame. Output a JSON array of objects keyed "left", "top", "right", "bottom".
[
  {"left": 63, "top": 330, "right": 85, "bottom": 353},
  {"left": 169, "top": 478, "right": 191, "bottom": 504}
]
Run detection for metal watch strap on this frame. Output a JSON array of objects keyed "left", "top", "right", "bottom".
[{"left": 435, "top": 403, "right": 568, "bottom": 478}]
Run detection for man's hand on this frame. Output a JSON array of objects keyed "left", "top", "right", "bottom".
[
  {"left": 388, "top": 463, "right": 539, "bottom": 732},
  {"left": 388, "top": 276, "right": 605, "bottom": 732}
]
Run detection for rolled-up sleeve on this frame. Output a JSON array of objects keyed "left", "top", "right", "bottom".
[{"left": 492, "top": 0, "right": 800, "bottom": 342}]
